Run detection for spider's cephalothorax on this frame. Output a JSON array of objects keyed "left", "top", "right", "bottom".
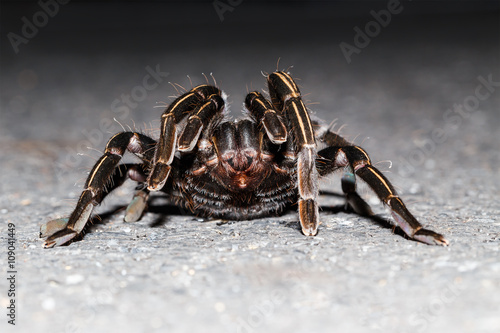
[{"left": 41, "top": 71, "right": 449, "bottom": 247}]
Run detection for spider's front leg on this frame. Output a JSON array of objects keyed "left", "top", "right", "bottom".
[
  {"left": 267, "top": 71, "right": 320, "bottom": 236},
  {"left": 317, "top": 131, "right": 449, "bottom": 246},
  {"left": 40, "top": 132, "right": 155, "bottom": 248}
]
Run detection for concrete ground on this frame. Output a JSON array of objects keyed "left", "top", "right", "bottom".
[{"left": 1, "top": 2, "right": 499, "bottom": 333}]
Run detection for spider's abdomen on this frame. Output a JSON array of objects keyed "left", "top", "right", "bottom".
[{"left": 181, "top": 168, "right": 297, "bottom": 220}]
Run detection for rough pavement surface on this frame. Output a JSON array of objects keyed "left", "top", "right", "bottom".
[{"left": 1, "top": 2, "right": 499, "bottom": 333}]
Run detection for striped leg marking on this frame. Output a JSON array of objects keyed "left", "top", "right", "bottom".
[
  {"left": 41, "top": 132, "right": 155, "bottom": 248},
  {"left": 356, "top": 165, "right": 448, "bottom": 245},
  {"left": 268, "top": 71, "right": 319, "bottom": 236},
  {"left": 318, "top": 131, "right": 448, "bottom": 245},
  {"left": 245, "top": 91, "right": 287, "bottom": 144},
  {"left": 148, "top": 85, "right": 225, "bottom": 191}
]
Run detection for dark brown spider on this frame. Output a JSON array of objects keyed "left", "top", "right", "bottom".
[{"left": 40, "top": 71, "right": 449, "bottom": 248}]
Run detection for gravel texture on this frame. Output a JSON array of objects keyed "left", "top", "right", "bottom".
[{"left": 1, "top": 2, "right": 499, "bottom": 333}]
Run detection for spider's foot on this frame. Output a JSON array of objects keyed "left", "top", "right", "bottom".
[
  {"left": 40, "top": 218, "right": 69, "bottom": 237},
  {"left": 124, "top": 190, "right": 148, "bottom": 222},
  {"left": 413, "top": 228, "right": 449, "bottom": 246},
  {"left": 299, "top": 199, "right": 319, "bottom": 236},
  {"left": 40, "top": 218, "right": 79, "bottom": 248},
  {"left": 302, "top": 226, "right": 318, "bottom": 236},
  {"left": 43, "top": 229, "right": 79, "bottom": 248}
]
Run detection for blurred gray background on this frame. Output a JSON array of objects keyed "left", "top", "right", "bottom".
[{"left": 1, "top": 1, "right": 499, "bottom": 333}]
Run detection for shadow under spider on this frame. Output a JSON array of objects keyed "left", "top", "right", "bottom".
[
  {"left": 86, "top": 190, "right": 407, "bottom": 241},
  {"left": 87, "top": 196, "right": 183, "bottom": 231}
]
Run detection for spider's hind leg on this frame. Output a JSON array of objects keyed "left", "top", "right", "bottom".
[
  {"left": 41, "top": 132, "right": 156, "bottom": 248},
  {"left": 317, "top": 131, "right": 448, "bottom": 246}
]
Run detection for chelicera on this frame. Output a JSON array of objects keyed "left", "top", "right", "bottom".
[{"left": 40, "top": 71, "right": 449, "bottom": 247}]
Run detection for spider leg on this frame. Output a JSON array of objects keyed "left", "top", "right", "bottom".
[
  {"left": 340, "top": 165, "right": 374, "bottom": 216},
  {"left": 41, "top": 132, "right": 156, "bottom": 248},
  {"left": 267, "top": 71, "right": 319, "bottom": 236},
  {"left": 124, "top": 187, "right": 149, "bottom": 222},
  {"left": 121, "top": 164, "right": 150, "bottom": 222},
  {"left": 318, "top": 128, "right": 373, "bottom": 216},
  {"left": 317, "top": 131, "right": 449, "bottom": 246},
  {"left": 147, "top": 85, "right": 225, "bottom": 191}
]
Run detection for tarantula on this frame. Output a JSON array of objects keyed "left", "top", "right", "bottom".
[{"left": 40, "top": 71, "right": 449, "bottom": 248}]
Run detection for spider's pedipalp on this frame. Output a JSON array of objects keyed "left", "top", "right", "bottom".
[
  {"left": 178, "top": 94, "right": 225, "bottom": 151},
  {"left": 148, "top": 85, "right": 225, "bottom": 191},
  {"left": 245, "top": 91, "right": 287, "bottom": 144}
]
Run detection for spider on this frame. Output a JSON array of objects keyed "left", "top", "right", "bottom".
[{"left": 40, "top": 71, "right": 449, "bottom": 248}]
